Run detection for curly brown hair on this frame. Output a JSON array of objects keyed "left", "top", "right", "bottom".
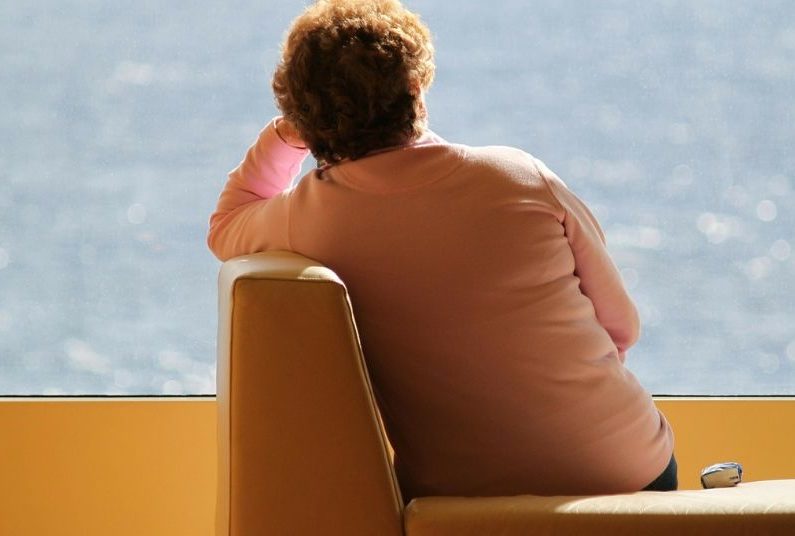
[{"left": 272, "top": 0, "right": 435, "bottom": 163}]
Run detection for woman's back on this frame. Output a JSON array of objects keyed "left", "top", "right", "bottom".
[{"left": 276, "top": 132, "right": 674, "bottom": 500}]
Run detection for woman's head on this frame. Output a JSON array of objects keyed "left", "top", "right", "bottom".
[{"left": 272, "top": 0, "right": 435, "bottom": 163}]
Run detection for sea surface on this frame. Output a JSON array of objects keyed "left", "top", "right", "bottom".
[{"left": 1, "top": 1, "right": 794, "bottom": 395}]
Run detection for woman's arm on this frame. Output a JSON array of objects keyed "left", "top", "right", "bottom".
[
  {"left": 536, "top": 158, "right": 640, "bottom": 361},
  {"left": 207, "top": 117, "right": 310, "bottom": 261}
]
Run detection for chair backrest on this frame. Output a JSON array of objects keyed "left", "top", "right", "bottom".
[{"left": 216, "top": 251, "right": 404, "bottom": 536}]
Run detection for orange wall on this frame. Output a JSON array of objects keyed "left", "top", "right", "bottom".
[
  {"left": 0, "top": 398, "right": 216, "bottom": 536},
  {"left": 0, "top": 398, "right": 793, "bottom": 536},
  {"left": 656, "top": 398, "right": 795, "bottom": 489}
]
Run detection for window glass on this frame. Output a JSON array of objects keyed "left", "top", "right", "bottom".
[{"left": 2, "top": 1, "right": 793, "bottom": 394}]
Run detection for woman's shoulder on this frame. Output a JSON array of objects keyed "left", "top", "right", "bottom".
[
  {"left": 449, "top": 141, "right": 551, "bottom": 189},
  {"left": 463, "top": 142, "right": 536, "bottom": 165}
]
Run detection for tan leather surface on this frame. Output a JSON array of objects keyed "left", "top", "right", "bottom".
[
  {"left": 216, "top": 251, "right": 403, "bottom": 536},
  {"left": 405, "top": 480, "right": 795, "bottom": 535}
]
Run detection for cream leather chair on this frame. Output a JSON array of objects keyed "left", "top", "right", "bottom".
[{"left": 216, "top": 251, "right": 795, "bottom": 536}]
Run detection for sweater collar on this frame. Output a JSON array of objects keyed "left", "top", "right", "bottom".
[{"left": 323, "top": 130, "right": 465, "bottom": 193}]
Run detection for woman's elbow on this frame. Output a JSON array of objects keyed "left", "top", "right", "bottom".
[
  {"left": 207, "top": 210, "right": 239, "bottom": 261},
  {"left": 616, "top": 306, "right": 641, "bottom": 352},
  {"left": 207, "top": 226, "right": 231, "bottom": 261}
]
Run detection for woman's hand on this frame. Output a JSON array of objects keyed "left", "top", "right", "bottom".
[{"left": 275, "top": 117, "right": 307, "bottom": 149}]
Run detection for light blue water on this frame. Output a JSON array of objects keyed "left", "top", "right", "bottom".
[{"left": 1, "top": 1, "right": 794, "bottom": 394}]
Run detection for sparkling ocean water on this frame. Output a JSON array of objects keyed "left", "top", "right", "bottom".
[{"left": 1, "top": 1, "right": 794, "bottom": 395}]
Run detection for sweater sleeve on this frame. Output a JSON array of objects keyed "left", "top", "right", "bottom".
[
  {"left": 536, "top": 158, "right": 640, "bottom": 361},
  {"left": 207, "top": 118, "right": 310, "bottom": 261}
]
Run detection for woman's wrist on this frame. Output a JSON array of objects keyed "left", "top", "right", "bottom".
[{"left": 274, "top": 117, "right": 307, "bottom": 150}]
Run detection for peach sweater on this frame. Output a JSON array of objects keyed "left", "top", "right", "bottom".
[{"left": 208, "top": 119, "right": 674, "bottom": 500}]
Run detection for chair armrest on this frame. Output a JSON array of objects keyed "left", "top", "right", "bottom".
[{"left": 216, "top": 251, "right": 403, "bottom": 536}]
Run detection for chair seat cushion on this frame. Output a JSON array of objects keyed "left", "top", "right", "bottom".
[{"left": 404, "top": 480, "right": 795, "bottom": 535}]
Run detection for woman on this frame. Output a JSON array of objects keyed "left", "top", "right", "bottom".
[{"left": 208, "top": 0, "right": 675, "bottom": 501}]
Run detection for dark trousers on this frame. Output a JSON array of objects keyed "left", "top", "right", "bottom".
[{"left": 642, "top": 453, "right": 678, "bottom": 491}]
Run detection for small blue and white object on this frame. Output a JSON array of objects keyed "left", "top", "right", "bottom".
[{"left": 700, "top": 462, "right": 743, "bottom": 489}]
